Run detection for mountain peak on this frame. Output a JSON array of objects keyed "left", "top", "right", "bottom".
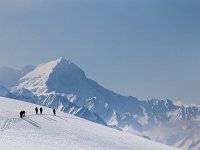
[
  {"left": 56, "top": 57, "right": 71, "bottom": 64},
  {"left": 15, "top": 58, "right": 86, "bottom": 95},
  {"left": 53, "top": 57, "right": 78, "bottom": 70},
  {"left": 20, "top": 57, "right": 77, "bottom": 79}
]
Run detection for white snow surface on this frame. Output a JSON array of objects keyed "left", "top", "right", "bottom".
[
  {"left": 16, "top": 57, "right": 82, "bottom": 95},
  {"left": 16, "top": 58, "right": 65, "bottom": 94},
  {"left": 0, "top": 97, "right": 180, "bottom": 150}
]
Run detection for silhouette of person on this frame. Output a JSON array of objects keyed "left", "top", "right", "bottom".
[
  {"left": 53, "top": 109, "right": 56, "bottom": 116},
  {"left": 35, "top": 107, "right": 38, "bottom": 114},
  {"left": 40, "top": 107, "right": 43, "bottom": 114},
  {"left": 22, "top": 111, "right": 25, "bottom": 117},
  {"left": 20, "top": 111, "right": 23, "bottom": 118},
  {"left": 20, "top": 111, "right": 25, "bottom": 118}
]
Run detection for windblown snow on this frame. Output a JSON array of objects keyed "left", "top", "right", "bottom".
[{"left": 0, "top": 97, "right": 179, "bottom": 150}]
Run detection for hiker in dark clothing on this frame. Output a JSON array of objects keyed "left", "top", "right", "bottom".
[
  {"left": 22, "top": 110, "right": 26, "bottom": 117},
  {"left": 53, "top": 109, "right": 56, "bottom": 116},
  {"left": 23, "top": 111, "right": 26, "bottom": 117},
  {"left": 20, "top": 111, "right": 25, "bottom": 118},
  {"left": 20, "top": 111, "right": 23, "bottom": 118},
  {"left": 40, "top": 107, "right": 43, "bottom": 114},
  {"left": 35, "top": 107, "right": 38, "bottom": 114}
]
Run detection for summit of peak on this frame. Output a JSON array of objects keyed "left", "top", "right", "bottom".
[
  {"left": 17, "top": 57, "right": 86, "bottom": 95},
  {"left": 56, "top": 57, "right": 70, "bottom": 64},
  {"left": 21, "top": 57, "right": 82, "bottom": 79},
  {"left": 52, "top": 57, "right": 79, "bottom": 70}
]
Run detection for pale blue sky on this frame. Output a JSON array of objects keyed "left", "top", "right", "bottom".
[{"left": 0, "top": 0, "right": 200, "bottom": 104}]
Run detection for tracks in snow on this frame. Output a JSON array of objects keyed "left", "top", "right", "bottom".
[
  {"left": 0, "top": 116, "right": 41, "bottom": 131},
  {"left": 0, "top": 118, "right": 19, "bottom": 131},
  {"left": 0, "top": 114, "right": 71, "bottom": 131}
]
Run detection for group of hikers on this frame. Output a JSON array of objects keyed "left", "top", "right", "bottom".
[
  {"left": 35, "top": 107, "right": 43, "bottom": 115},
  {"left": 20, "top": 107, "right": 56, "bottom": 118}
]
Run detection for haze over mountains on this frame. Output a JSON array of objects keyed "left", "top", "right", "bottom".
[
  {"left": 0, "top": 58, "right": 199, "bottom": 150},
  {"left": 0, "top": 65, "right": 35, "bottom": 89}
]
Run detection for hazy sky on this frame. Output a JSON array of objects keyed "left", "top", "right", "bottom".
[{"left": 0, "top": 0, "right": 200, "bottom": 104}]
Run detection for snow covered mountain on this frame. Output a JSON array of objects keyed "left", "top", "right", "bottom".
[
  {"left": 1, "top": 57, "right": 200, "bottom": 149},
  {"left": 0, "top": 97, "right": 179, "bottom": 150},
  {"left": 13, "top": 58, "right": 142, "bottom": 124}
]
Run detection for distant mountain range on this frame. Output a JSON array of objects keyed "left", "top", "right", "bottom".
[
  {"left": 0, "top": 65, "right": 35, "bottom": 88},
  {"left": 0, "top": 58, "right": 199, "bottom": 150}
]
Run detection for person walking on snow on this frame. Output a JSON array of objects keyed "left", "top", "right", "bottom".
[
  {"left": 20, "top": 111, "right": 23, "bottom": 118},
  {"left": 53, "top": 109, "right": 56, "bottom": 116},
  {"left": 40, "top": 107, "right": 43, "bottom": 114},
  {"left": 23, "top": 111, "right": 26, "bottom": 117},
  {"left": 35, "top": 107, "right": 38, "bottom": 114},
  {"left": 20, "top": 111, "right": 25, "bottom": 118}
]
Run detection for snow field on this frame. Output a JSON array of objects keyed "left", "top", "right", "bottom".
[{"left": 0, "top": 97, "right": 180, "bottom": 150}]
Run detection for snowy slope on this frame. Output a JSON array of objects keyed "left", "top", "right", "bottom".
[{"left": 0, "top": 97, "right": 179, "bottom": 150}]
